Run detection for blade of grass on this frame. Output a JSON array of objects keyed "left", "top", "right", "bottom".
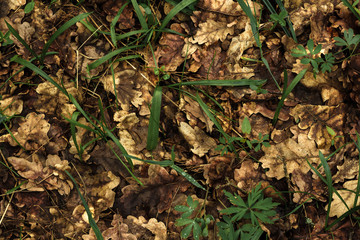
[
  {"left": 341, "top": 0, "right": 360, "bottom": 21},
  {"left": 110, "top": 2, "right": 129, "bottom": 47},
  {"left": 87, "top": 45, "right": 143, "bottom": 71},
  {"left": 40, "top": 12, "right": 91, "bottom": 63},
  {"left": 272, "top": 68, "right": 307, "bottom": 125},
  {"left": 275, "top": 0, "right": 297, "bottom": 42},
  {"left": 65, "top": 170, "right": 104, "bottom": 240},
  {"left": 351, "top": 133, "right": 360, "bottom": 215},
  {"left": 156, "top": 0, "right": 197, "bottom": 40},
  {"left": 147, "top": 86, "right": 162, "bottom": 151},
  {"left": 116, "top": 29, "right": 149, "bottom": 41},
  {"left": 168, "top": 79, "right": 266, "bottom": 87},
  {"left": 11, "top": 56, "right": 69, "bottom": 97},
  {"left": 5, "top": 21, "right": 39, "bottom": 61},
  {"left": 131, "top": 0, "right": 148, "bottom": 30}
]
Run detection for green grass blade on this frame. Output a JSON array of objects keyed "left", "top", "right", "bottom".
[
  {"left": 236, "top": 0, "right": 260, "bottom": 46},
  {"left": 147, "top": 86, "right": 162, "bottom": 151},
  {"left": 168, "top": 79, "right": 266, "bottom": 87},
  {"left": 171, "top": 164, "right": 206, "bottom": 190},
  {"left": 272, "top": 68, "right": 307, "bottom": 125},
  {"left": 5, "top": 181, "right": 26, "bottom": 195},
  {"left": 41, "top": 12, "right": 91, "bottom": 63},
  {"left": 116, "top": 29, "right": 149, "bottom": 41},
  {"left": 131, "top": 0, "right": 148, "bottom": 30},
  {"left": 69, "top": 112, "right": 83, "bottom": 160},
  {"left": 352, "top": 133, "right": 360, "bottom": 213},
  {"left": 157, "top": 0, "right": 197, "bottom": 39},
  {"left": 195, "top": 93, "right": 227, "bottom": 137},
  {"left": 341, "top": 0, "right": 360, "bottom": 21},
  {"left": 5, "top": 21, "right": 39, "bottom": 61},
  {"left": 11, "top": 56, "right": 69, "bottom": 97},
  {"left": 275, "top": 0, "right": 297, "bottom": 42},
  {"left": 110, "top": 2, "right": 129, "bottom": 47},
  {"left": 261, "top": 57, "right": 280, "bottom": 90},
  {"left": 165, "top": 0, "right": 196, "bottom": 15},
  {"left": 64, "top": 170, "right": 104, "bottom": 240},
  {"left": 87, "top": 45, "right": 143, "bottom": 71}
]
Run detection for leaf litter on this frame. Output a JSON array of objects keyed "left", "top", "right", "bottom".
[{"left": 1, "top": 0, "right": 360, "bottom": 239}]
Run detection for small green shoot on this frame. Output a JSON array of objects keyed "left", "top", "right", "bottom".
[
  {"left": 270, "top": 10, "right": 288, "bottom": 28},
  {"left": 217, "top": 184, "right": 280, "bottom": 240},
  {"left": 334, "top": 28, "right": 360, "bottom": 51},
  {"left": 291, "top": 39, "right": 334, "bottom": 75},
  {"left": 175, "top": 195, "right": 214, "bottom": 240},
  {"left": 0, "top": 30, "right": 14, "bottom": 47}
]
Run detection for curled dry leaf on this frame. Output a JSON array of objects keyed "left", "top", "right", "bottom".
[
  {"left": 0, "top": 112, "right": 50, "bottom": 150},
  {"left": 203, "top": 155, "right": 232, "bottom": 187},
  {"left": 101, "top": 67, "right": 144, "bottom": 111},
  {"left": 178, "top": 122, "right": 217, "bottom": 157},
  {"left": 35, "top": 76, "right": 80, "bottom": 119},
  {"left": 179, "top": 94, "right": 214, "bottom": 132},
  {"left": 7, "top": 154, "right": 73, "bottom": 195},
  {"left": 327, "top": 180, "right": 360, "bottom": 218},
  {"left": 126, "top": 215, "right": 167, "bottom": 240},
  {"left": 289, "top": 104, "right": 345, "bottom": 149},
  {"left": 83, "top": 214, "right": 137, "bottom": 240},
  {"left": 0, "top": 96, "right": 23, "bottom": 116},
  {"left": 234, "top": 159, "right": 264, "bottom": 195}
]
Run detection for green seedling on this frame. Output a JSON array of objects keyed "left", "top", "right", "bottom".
[
  {"left": 0, "top": 30, "right": 14, "bottom": 47},
  {"left": 334, "top": 28, "right": 360, "bottom": 55},
  {"left": 175, "top": 195, "right": 214, "bottom": 240},
  {"left": 270, "top": 10, "right": 288, "bottom": 28},
  {"left": 218, "top": 184, "right": 280, "bottom": 240}
]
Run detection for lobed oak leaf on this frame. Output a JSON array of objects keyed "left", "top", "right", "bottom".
[
  {"left": 327, "top": 180, "right": 360, "bottom": 218},
  {"left": 198, "top": 0, "right": 260, "bottom": 16},
  {"left": 189, "top": 19, "right": 235, "bottom": 46},
  {"left": 127, "top": 216, "right": 167, "bottom": 240},
  {"left": 8, "top": 154, "right": 73, "bottom": 195},
  {"left": 289, "top": 104, "right": 345, "bottom": 149},
  {"left": 101, "top": 68, "right": 144, "bottom": 111},
  {"left": 0, "top": 96, "right": 23, "bottom": 116},
  {"left": 0, "top": 112, "right": 50, "bottom": 150},
  {"left": 178, "top": 122, "right": 217, "bottom": 157}
]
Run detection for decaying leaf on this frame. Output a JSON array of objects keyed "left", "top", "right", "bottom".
[
  {"left": 178, "top": 122, "right": 217, "bottom": 157},
  {"left": 8, "top": 154, "right": 73, "bottom": 195},
  {"left": 189, "top": 19, "right": 235, "bottom": 46},
  {"left": 327, "top": 180, "right": 360, "bottom": 218},
  {"left": 179, "top": 94, "right": 214, "bottom": 132},
  {"left": 0, "top": 96, "right": 23, "bottom": 116},
  {"left": 0, "top": 112, "right": 50, "bottom": 150},
  {"left": 101, "top": 67, "right": 144, "bottom": 111},
  {"left": 126, "top": 215, "right": 167, "bottom": 240},
  {"left": 290, "top": 104, "right": 345, "bottom": 148}
]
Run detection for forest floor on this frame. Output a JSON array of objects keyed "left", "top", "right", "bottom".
[{"left": 1, "top": 0, "right": 360, "bottom": 239}]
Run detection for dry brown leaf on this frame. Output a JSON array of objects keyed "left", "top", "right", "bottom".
[
  {"left": 83, "top": 214, "right": 137, "bottom": 240},
  {"left": 8, "top": 154, "right": 73, "bottom": 195},
  {"left": 0, "top": 96, "right": 23, "bottom": 116},
  {"left": 179, "top": 94, "right": 214, "bottom": 132},
  {"left": 120, "top": 164, "right": 190, "bottom": 215},
  {"left": 0, "top": 112, "right": 50, "bottom": 150},
  {"left": 189, "top": 19, "right": 235, "bottom": 46},
  {"left": 34, "top": 71, "right": 81, "bottom": 118},
  {"left": 327, "top": 180, "right": 360, "bottom": 218},
  {"left": 289, "top": 104, "right": 345, "bottom": 149},
  {"left": 101, "top": 67, "right": 144, "bottom": 111},
  {"left": 234, "top": 159, "right": 265, "bottom": 195},
  {"left": 178, "top": 122, "right": 217, "bottom": 157},
  {"left": 227, "top": 21, "right": 258, "bottom": 63},
  {"left": 127, "top": 216, "right": 167, "bottom": 240},
  {"left": 147, "top": 23, "right": 185, "bottom": 71},
  {"left": 259, "top": 136, "right": 319, "bottom": 180}
]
